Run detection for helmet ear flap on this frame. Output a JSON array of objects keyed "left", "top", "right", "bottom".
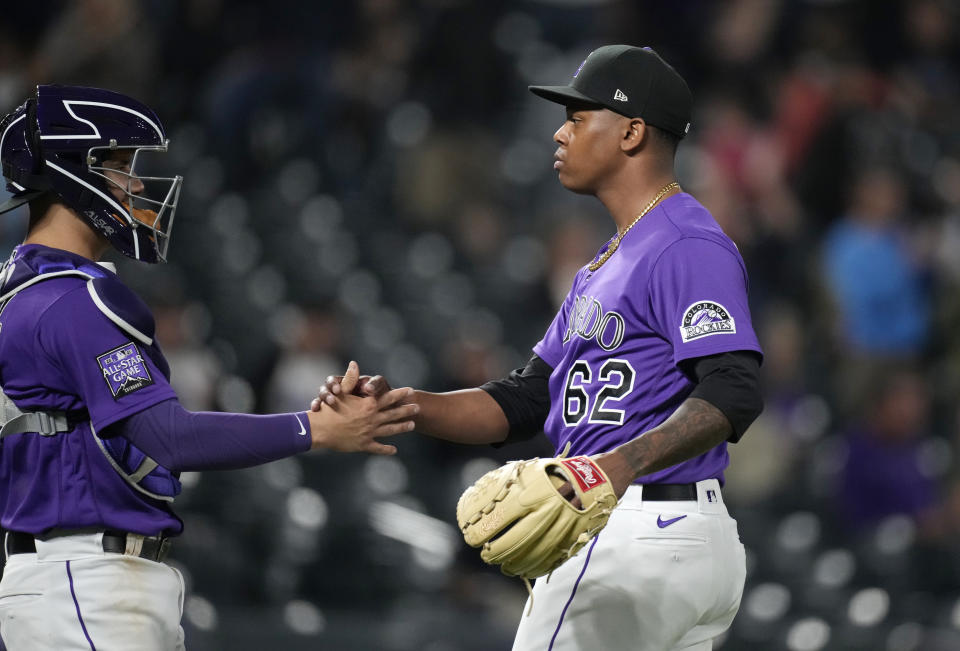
[
  {"left": 24, "top": 97, "right": 44, "bottom": 175},
  {"left": 0, "top": 95, "right": 52, "bottom": 201}
]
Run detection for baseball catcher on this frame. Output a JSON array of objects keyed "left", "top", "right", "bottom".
[{"left": 0, "top": 85, "right": 417, "bottom": 650}]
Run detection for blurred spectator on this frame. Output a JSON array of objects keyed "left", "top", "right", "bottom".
[
  {"left": 543, "top": 216, "right": 605, "bottom": 306},
  {"left": 836, "top": 366, "right": 939, "bottom": 533},
  {"left": 725, "top": 303, "right": 824, "bottom": 506},
  {"left": 154, "top": 302, "right": 221, "bottom": 411},
  {"left": 28, "top": 0, "right": 159, "bottom": 99},
  {"left": 265, "top": 306, "right": 343, "bottom": 413},
  {"left": 821, "top": 167, "right": 931, "bottom": 360}
]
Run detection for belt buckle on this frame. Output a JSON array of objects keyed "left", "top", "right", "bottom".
[
  {"left": 113, "top": 531, "right": 170, "bottom": 562},
  {"left": 156, "top": 537, "right": 171, "bottom": 562},
  {"left": 137, "top": 535, "right": 170, "bottom": 562},
  {"left": 123, "top": 533, "right": 145, "bottom": 557}
]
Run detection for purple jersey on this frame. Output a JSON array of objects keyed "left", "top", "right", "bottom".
[
  {"left": 534, "top": 193, "right": 762, "bottom": 484},
  {"left": 0, "top": 244, "right": 182, "bottom": 536}
]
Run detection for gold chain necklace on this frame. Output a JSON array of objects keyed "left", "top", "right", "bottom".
[{"left": 587, "top": 181, "right": 680, "bottom": 271}]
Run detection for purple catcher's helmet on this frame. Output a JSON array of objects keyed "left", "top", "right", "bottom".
[{"left": 0, "top": 85, "right": 183, "bottom": 263}]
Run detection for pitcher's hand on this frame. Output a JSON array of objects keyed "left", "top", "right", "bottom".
[{"left": 307, "top": 362, "right": 415, "bottom": 454}]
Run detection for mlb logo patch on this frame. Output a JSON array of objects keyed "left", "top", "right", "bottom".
[{"left": 97, "top": 342, "right": 154, "bottom": 399}]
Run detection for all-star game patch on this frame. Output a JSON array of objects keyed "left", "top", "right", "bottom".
[
  {"left": 679, "top": 301, "right": 736, "bottom": 342},
  {"left": 97, "top": 342, "right": 154, "bottom": 398}
]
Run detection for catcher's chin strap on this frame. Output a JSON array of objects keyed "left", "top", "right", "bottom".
[{"left": 515, "top": 441, "right": 576, "bottom": 616}]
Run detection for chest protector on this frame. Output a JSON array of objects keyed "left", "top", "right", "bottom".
[{"left": 0, "top": 257, "right": 180, "bottom": 502}]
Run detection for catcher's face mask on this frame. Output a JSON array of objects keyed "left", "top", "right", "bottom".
[{"left": 90, "top": 144, "right": 181, "bottom": 263}]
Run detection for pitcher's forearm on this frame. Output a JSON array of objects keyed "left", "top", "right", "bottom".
[
  {"left": 412, "top": 388, "right": 509, "bottom": 445},
  {"left": 611, "top": 397, "right": 733, "bottom": 481}
]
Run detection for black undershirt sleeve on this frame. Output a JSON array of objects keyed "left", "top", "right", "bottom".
[
  {"left": 480, "top": 353, "right": 553, "bottom": 444},
  {"left": 479, "top": 350, "right": 762, "bottom": 447},
  {"left": 679, "top": 350, "right": 764, "bottom": 443}
]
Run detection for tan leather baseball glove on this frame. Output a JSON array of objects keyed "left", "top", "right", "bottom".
[{"left": 456, "top": 454, "right": 618, "bottom": 582}]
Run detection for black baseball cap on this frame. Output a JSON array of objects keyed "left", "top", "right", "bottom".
[{"left": 529, "top": 45, "right": 693, "bottom": 138}]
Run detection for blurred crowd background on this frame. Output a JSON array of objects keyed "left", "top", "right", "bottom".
[{"left": 2, "top": 0, "right": 960, "bottom": 649}]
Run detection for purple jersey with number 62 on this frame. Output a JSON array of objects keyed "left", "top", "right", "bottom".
[{"left": 534, "top": 193, "right": 762, "bottom": 485}]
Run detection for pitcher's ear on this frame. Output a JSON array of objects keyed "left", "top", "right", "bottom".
[{"left": 621, "top": 118, "right": 647, "bottom": 153}]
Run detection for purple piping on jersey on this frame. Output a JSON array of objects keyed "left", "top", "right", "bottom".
[
  {"left": 548, "top": 534, "right": 600, "bottom": 650},
  {"left": 66, "top": 561, "right": 97, "bottom": 651}
]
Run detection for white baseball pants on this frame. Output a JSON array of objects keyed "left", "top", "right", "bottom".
[
  {"left": 0, "top": 533, "right": 185, "bottom": 650},
  {"left": 512, "top": 479, "right": 745, "bottom": 651}
]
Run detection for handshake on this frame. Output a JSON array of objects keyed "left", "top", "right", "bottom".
[
  {"left": 310, "top": 362, "right": 622, "bottom": 588},
  {"left": 304, "top": 360, "right": 415, "bottom": 455}
]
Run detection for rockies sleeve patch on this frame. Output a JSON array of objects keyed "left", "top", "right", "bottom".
[
  {"left": 97, "top": 342, "right": 154, "bottom": 398},
  {"left": 679, "top": 301, "right": 736, "bottom": 342}
]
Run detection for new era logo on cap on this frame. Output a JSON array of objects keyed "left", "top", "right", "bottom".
[{"left": 614, "top": 89, "right": 628, "bottom": 102}]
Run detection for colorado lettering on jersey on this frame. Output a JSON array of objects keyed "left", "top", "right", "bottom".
[
  {"left": 562, "top": 295, "right": 625, "bottom": 351},
  {"left": 97, "top": 342, "right": 154, "bottom": 398}
]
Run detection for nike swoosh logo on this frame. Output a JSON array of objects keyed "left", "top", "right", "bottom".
[
  {"left": 657, "top": 515, "right": 687, "bottom": 528},
  {"left": 295, "top": 413, "right": 307, "bottom": 436}
]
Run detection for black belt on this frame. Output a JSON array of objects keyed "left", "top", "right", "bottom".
[
  {"left": 5, "top": 530, "right": 171, "bottom": 563},
  {"left": 640, "top": 483, "right": 699, "bottom": 500}
]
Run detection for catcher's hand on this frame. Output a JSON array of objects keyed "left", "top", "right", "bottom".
[
  {"left": 312, "top": 367, "right": 392, "bottom": 409},
  {"left": 456, "top": 454, "right": 618, "bottom": 581}
]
